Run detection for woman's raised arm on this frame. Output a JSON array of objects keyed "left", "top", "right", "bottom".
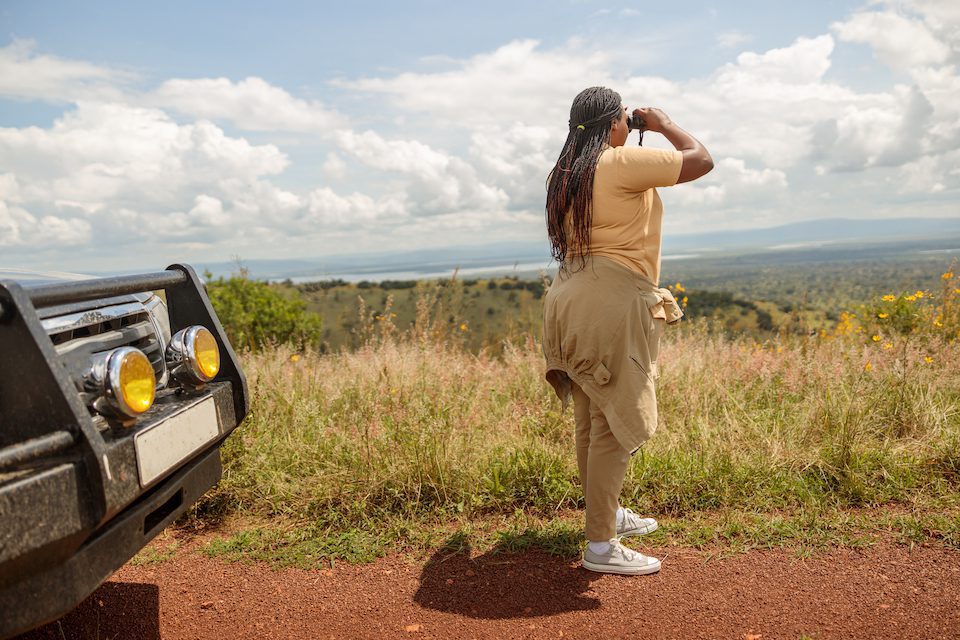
[{"left": 634, "top": 108, "right": 713, "bottom": 184}]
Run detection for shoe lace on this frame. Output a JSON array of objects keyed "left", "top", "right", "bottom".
[
  {"left": 611, "top": 540, "right": 639, "bottom": 561},
  {"left": 620, "top": 507, "right": 641, "bottom": 527}
]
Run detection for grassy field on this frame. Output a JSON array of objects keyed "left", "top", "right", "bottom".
[
  {"left": 278, "top": 253, "right": 953, "bottom": 353},
  {"left": 290, "top": 275, "right": 547, "bottom": 353},
  {"left": 180, "top": 266, "right": 960, "bottom": 566}
]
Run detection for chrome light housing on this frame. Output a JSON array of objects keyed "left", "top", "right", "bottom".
[
  {"left": 166, "top": 325, "right": 221, "bottom": 387},
  {"left": 85, "top": 347, "right": 157, "bottom": 419}
]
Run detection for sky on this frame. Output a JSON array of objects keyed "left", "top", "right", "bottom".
[{"left": 1, "top": 0, "right": 959, "bottom": 272}]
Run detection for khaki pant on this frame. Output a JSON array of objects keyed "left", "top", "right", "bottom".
[{"left": 572, "top": 381, "right": 631, "bottom": 541}]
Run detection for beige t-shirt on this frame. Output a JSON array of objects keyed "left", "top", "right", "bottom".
[{"left": 566, "top": 146, "right": 683, "bottom": 285}]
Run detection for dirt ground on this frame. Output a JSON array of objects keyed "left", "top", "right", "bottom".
[{"left": 16, "top": 542, "right": 960, "bottom": 639}]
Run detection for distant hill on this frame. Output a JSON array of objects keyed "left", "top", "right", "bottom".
[
  {"left": 196, "top": 216, "right": 960, "bottom": 281},
  {"left": 661, "top": 217, "right": 960, "bottom": 253}
]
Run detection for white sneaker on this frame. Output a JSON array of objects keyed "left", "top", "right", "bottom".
[
  {"left": 581, "top": 539, "right": 661, "bottom": 576},
  {"left": 617, "top": 507, "right": 658, "bottom": 537}
]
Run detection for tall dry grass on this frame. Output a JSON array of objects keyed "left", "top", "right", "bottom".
[
  {"left": 183, "top": 266, "right": 960, "bottom": 564},
  {"left": 197, "top": 270, "right": 960, "bottom": 538}
]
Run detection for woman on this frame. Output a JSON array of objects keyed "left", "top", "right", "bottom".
[{"left": 542, "top": 86, "right": 713, "bottom": 575}]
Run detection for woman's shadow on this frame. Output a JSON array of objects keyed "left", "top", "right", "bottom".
[{"left": 413, "top": 530, "right": 602, "bottom": 619}]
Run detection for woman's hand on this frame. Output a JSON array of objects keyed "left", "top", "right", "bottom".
[
  {"left": 633, "top": 108, "right": 672, "bottom": 132},
  {"left": 632, "top": 107, "right": 713, "bottom": 183}
]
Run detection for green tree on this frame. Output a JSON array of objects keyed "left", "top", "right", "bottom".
[{"left": 205, "top": 271, "right": 322, "bottom": 350}]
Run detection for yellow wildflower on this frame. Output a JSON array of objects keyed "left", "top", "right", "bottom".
[
  {"left": 934, "top": 319, "right": 943, "bottom": 327},
  {"left": 905, "top": 295, "right": 917, "bottom": 302},
  {"left": 290, "top": 354, "right": 301, "bottom": 362},
  {"left": 942, "top": 272, "right": 954, "bottom": 280},
  {"left": 864, "top": 361, "right": 873, "bottom": 372},
  {"left": 871, "top": 335, "right": 880, "bottom": 342},
  {"left": 915, "top": 290, "right": 924, "bottom": 298},
  {"left": 877, "top": 313, "right": 889, "bottom": 319},
  {"left": 459, "top": 323, "right": 468, "bottom": 331},
  {"left": 882, "top": 342, "right": 893, "bottom": 350},
  {"left": 674, "top": 282, "right": 685, "bottom": 293},
  {"left": 955, "top": 288, "right": 960, "bottom": 295},
  {"left": 681, "top": 296, "right": 688, "bottom": 307},
  {"left": 882, "top": 295, "right": 896, "bottom": 302},
  {"left": 924, "top": 356, "right": 934, "bottom": 364}
]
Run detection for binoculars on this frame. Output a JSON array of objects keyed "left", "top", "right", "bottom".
[{"left": 628, "top": 114, "right": 646, "bottom": 131}]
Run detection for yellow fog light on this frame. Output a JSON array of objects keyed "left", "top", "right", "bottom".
[
  {"left": 194, "top": 328, "right": 220, "bottom": 380},
  {"left": 85, "top": 347, "right": 157, "bottom": 419},
  {"left": 166, "top": 326, "right": 221, "bottom": 386},
  {"left": 118, "top": 350, "right": 156, "bottom": 414}
]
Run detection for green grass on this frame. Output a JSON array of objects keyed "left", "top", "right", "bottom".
[
  {"left": 203, "top": 526, "right": 397, "bottom": 567},
  {"left": 130, "top": 541, "right": 180, "bottom": 566},
  {"left": 290, "top": 276, "right": 822, "bottom": 354},
  {"left": 178, "top": 270, "right": 960, "bottom": 567},
  {"left": 197, "top": 507, "right": 960, "bottom": 569},
  {"left": 291, "top": 276, "right": 547, "bottom": 354}
]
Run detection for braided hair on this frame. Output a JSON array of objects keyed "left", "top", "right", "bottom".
[{"left": 546, "top": 86, "right": 623, "bottom": 271}]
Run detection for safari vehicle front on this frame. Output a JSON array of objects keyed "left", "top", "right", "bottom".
[{"left": 0, "top": 264, "right": 248, "bottom": 639}]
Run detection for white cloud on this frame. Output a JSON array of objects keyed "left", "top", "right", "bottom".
[
  {"left": 0, "top": 39, "right": 133, "bottom": 103},
  {"left": 0, "top": 95, "right": 512, "bottom": 265},
  {"left": 717, "top": 31, "right": 751, "bottom": 49},
  {"left": 333, "top": 129, "right": 509, "bottom": 215},
  {"left": 0, "top": 174, "right": 91, "bottom": 247},
  {"left": 719, "top": 158, "right": 788, "bottom": 189},
  {"left": 668, "top": 183, "right": 726, "bottom": 208},
  {"left": 2, "top": 1, "right": 960, "bottom": 270},
  {"left": 151, "top": 76, "right": 345, "bottom": 133},
  {"left": 899, "top": 0, "right": 960, "bottom": 51},
  {"left": 189, "top": 194, "right": 228, "bottom": 226},
  {"left": 721, "top": 35, "right": 834, "bottom": 85},
  {"left": 468, "top": 124, "right": 554, "bottom": 209},
  {"left": 321, "top": 152, "right": 348, "bottom": 180},
  {"left": 826, "top": 3, "right": 960, "bottom": 185},
  {"left": 810, "top": 85, "right": 934, "bottom": 170},
  {"left": 666, "top": 158, "right": 788, "bottom": 211},
  {"left": 336, "top": 34, "right": 895, "bottom": 174},
  {"left": 897, "top": 148, "right": 960, "bottom": 194},
  {"left": 0, "top": 41, "right": 345, "bottom": 136},
  {"left": 0, "top": 102, "right": 288, "bottom": 211},
  {"left": 305, "top": 187, "right": 405, "bottom": 226},
  {"left": 832, "top": 10, "right": 952, "bottom": 71},
  {"left": 0, "top": 102, "right": 303, "bottom": 253},
  {"left": 336, "top": 39, "right": 617, "bottom": 127},
  {"left": 342, "top": 21, "right": 944, "bottom": 192}
]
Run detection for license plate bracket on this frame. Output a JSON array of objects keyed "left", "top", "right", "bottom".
[{"left": 134, "top": 397, "right": 219, "bottom": 487}]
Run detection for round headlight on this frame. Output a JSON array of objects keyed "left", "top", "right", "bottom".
[
  {"left": 166, "top": 326, "right": 221, "bottom": 386},
  {"left": 86, "top": 347, "right": 157, "bottom": 419},
  {"left": 194, "top": 328, "right": 220, "bottom": 380}
]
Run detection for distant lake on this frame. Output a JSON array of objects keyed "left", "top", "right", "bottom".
[{"left": 278, "top": 254, "right": 701, "bottom": 284}]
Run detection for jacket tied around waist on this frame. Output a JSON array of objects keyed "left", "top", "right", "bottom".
[{"left": 541, "top": 256, "right": 683, "bottom": 453}]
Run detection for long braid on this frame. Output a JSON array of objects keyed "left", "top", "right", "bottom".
[{"left": 546, "top": 87, "right": 622, "bottom": 272}]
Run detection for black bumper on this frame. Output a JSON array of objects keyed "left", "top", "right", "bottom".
[{"left": 0, "top": 445, "right": 222, "bottom": 639}]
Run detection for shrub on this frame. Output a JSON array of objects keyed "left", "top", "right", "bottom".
[{"left": 205, "top": 270, "right": 322, "bottom": 350}]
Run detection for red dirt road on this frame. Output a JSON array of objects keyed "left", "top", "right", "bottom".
[{"left": 17, "top": 544, "right": 960, "bottom": 639}]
